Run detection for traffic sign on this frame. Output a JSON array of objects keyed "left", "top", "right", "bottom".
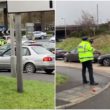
[{"left": 7, "top": 0, "right": 54, "bottom": 13}]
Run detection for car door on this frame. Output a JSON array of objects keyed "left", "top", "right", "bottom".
[
  {"left": 74, "top": 48, "right": 79, "bottom": 61},
  {"left": 22, "top": 47, "right": 31, "bottom": 65},
  {"left": 0, "top": 49, "right": 11, "bottom": 69},
  {"left": 69, "top": 50, "right": 76, "bottom": 61}
]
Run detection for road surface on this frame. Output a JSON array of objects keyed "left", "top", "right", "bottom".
[{"left": 56, "top": 66, "right": 110, "bottom": 109}]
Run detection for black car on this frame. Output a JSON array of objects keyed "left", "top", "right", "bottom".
[
  {"left": 98, "top": 54, "right": 110, "bottom": 66},
  {"left": 64, "top": 48, "right": 101, "bottom": 62},
  {"left": 56, "top": 48, "right": 67, "bottom": 59}
]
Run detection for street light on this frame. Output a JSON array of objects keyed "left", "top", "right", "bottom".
[{"left": 61, "top": 18, "right": 67, "bottom": 38}]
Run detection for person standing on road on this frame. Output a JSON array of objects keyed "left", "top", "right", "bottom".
[{"left": 77, "top": 36, "right": 98, "bottom": 85}]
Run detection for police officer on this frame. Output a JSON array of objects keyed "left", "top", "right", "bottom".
[
  {"left": 78, "top": 36, "right": 98, "bottom": 85},
  {"left": 0, "top": 37, "right": 7, "bottom": 46}
]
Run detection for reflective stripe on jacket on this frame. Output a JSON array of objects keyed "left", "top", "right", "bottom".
[{"left": 78, "top": 41, "right": 94, "bottom": 62}]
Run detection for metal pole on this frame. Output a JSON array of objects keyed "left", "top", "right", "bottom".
[
  {"left": 61, "top": 18, "right": 67, "bottom": 38},
  {"left": 97, "top": 4, "right": 99, "bottom": 29},
  {"left": 9, "top": 14, "right": 16, "bottom": 77},
  {"left": 15, "top": 13, "right": 23, "bottom": 93},
  {"left": 64, "top": 19, "right": 67, "bottom": 38}
]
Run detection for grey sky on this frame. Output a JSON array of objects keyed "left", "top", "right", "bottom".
[{"left": 55, "top": 1, "right": 110, "bottom": 26}]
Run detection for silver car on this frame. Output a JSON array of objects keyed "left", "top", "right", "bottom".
[
  {"left": 0, "top": 46, "right": 55, "bottom": 73},
  {"left": 33, "top": 31, "right": 47, "bottom": 39}
]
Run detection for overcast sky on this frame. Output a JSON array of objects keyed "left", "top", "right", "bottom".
[{"left": 55, "top": 1, "right": 110, "bottom": 26}]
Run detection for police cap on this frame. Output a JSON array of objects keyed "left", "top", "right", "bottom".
[{"left": 82, "top": 36, "right": 88, "bottom": 41}]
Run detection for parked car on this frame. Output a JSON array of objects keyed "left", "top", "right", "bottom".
[
  {"left": 56, "top": 48, "right": 67, "bottom": 59},
  {"left": 98, "top": 54, "right": 110, "bottom": 66},
  {"left": 49, "top": 35, "right": 55, "bottom": 43},
  {"left": 36, "top": 41, "right": 55, "bottom": 53},
  {"left": 64, "top": 48, "right": 101, "bottom": 62},
  {"left": 0, "top": 46, "right": 55, "bottom": 73},
  {"left": 0, "top": 44, "right": 11, "bottom": 55},
  {"left": 33, "top": 31, "right": 47, "bottom": 39}
]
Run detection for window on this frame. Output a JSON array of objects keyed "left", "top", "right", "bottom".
[
  {"left": 3, "top": 49, "right": 11, "bottom": 56},
  {"left": 31, "top": 46, "right": 52, "bottom": 55},
  {"left": 22, "top": 47, "right": 30, "bottom": 56}
]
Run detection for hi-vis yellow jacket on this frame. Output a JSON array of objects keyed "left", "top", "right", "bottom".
[{"left": 78, "top": 41, "right": 95, "bottom": 62}]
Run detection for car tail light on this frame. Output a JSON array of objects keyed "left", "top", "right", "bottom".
[{"left": 43, "top": 57, "right": 53, "bottom": 61}]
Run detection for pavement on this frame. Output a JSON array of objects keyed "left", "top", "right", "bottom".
[
  {"left": 56, "top": 61, "right": 110, "bottom": 109},
  {"left": 68, "top": 86, "right": 110, "bottom": 109}
]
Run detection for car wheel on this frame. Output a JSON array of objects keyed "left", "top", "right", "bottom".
[
  {"left": 64, "top": 57, "right": 68, "bottom": 62},
  {"left": 103, "top": 58, "right": 110, "bottom": 66},
  {"left": 24, "top": 63, "right": 36, "bottom": 73},
  {"left": 41, "top": 35, "right": 45, "bottom": 39},
  {"left": 44, "top": 69, "right": 54, "bottom": 74}
]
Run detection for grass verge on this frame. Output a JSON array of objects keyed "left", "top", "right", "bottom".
[
  {"left": 0, "top": 76, "right": 54, "bottom": 109},
  {"left": 56, "top": 73, "right": 68, "bottom": 86},
  {"left": 57, "top": 37, "right": 81, "bottom": 51},
  {"left": 57, "top": 34, "right": 110, "bottom": 54}
]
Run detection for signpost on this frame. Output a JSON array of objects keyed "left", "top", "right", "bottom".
[
  {"left": 15, "top": 13, "right": 23, "bottom": 92},
  {"left": 7, "top": 1, "right": 54, "bottom": 13},
  {"left": 7, "top": 0, "right": 54, "bottom": 93},
  {"left": 9, "top": 14, "right": 16, "bottom": 77}
]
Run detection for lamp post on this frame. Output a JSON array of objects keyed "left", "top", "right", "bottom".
[
  {"left": 91, "top": 16, "right": 95, "bottom": 36},
  {"left": 61, "top": 18, "right": 67, "bottom": 38}
]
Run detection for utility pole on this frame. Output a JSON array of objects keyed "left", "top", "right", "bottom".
[
  {"left": 61, "top": 18, "right": 67, "bottom": 38},
  {"left": 9, "top": 14, "right": 16, "bottom": 77},
  {"left": 97, "top": 4, "right": 99, "bottom": 29},
  {"left": 15, "top": 13, "right": 23, "bottom": 93}
]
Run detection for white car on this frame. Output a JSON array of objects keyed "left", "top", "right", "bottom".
[
  {"left": 0, "top": 46, "right": 55, "bottom": 73},
  {"left": 22, "top": 35, "right": 28, "bottom": 44},
  {"left": 49, "top": 35, "right": 55, "bottom": 42},
  {"left": 33, "top": 31, "right": 47, "bottom": 39}
]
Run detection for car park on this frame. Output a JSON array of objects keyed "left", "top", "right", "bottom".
[
  {"left": 0, "top": 45, "right": 55, "bottom": 73},
  {"left": 64, "top": 48, "right": 101, "bottom": 62},
  {"left": 98, "top": 54, "right": 110, "bottom": 66},
  {"left": 33, "top": 31, "right": 47, "bottom": 39}
]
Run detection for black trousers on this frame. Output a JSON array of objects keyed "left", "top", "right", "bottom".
[{"left": 82, "top": 60, "right": 94, "bottom": 84}]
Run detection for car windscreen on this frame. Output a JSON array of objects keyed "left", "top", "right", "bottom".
[
  {"left": 0, "top": 44, "right": 10, "bottom": 51},
  {"left": 31, "top": 46, "right": 53, "bottom": 55}
]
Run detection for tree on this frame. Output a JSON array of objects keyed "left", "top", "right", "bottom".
[{"left": 75, "top": 10, "right": 96, "bottom": 37}]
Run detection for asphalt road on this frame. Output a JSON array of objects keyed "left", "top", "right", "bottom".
[
  {"left": 56, "top": 66, "right": 110, "bottom": 92},
  {"left": 56, "top": 66, "right": 110, "bottom": 109},
  {"left": 0, "top": 70, "right": 54, "bottom": 83}
]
